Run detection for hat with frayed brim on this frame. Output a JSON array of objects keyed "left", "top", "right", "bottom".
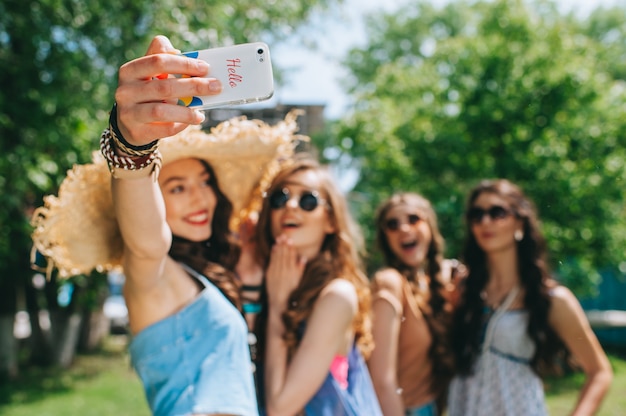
[{"left": 31, "top": 110, "right": 306, "bottom": 278}]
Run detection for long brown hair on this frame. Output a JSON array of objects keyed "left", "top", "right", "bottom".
[
  {"left": 168, "top": 159, "right": 241, "bottom": 309},
  {"left": 452, "top": 179, "right": 570, "bottom": 376},
  {"left": 255, "top": 157, "right": 373, "bottom": 359},
  {"left": 375, "top": 192, "right": 455, "bottom": 396}
]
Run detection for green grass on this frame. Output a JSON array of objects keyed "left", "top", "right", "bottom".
[
  {"left": 0, "top": 336, "right": 149, "bottom": 416},
  {"left": 545, "top": 348, "right": 626, "bottom": 416},
  {"left": 1, "top": 337, "right": 625, "bottom": 415}
]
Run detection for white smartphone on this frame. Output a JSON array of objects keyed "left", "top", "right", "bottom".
[{"left": 177, "top": 42, "right": 274, "bottom": 110}]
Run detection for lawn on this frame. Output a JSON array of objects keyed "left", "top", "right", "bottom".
[
  {"left": 0, "top": 337, "right": 624, "bottom": 415},
  {"left": 0, "top": 336, "right": 149, "bottom": 416},
  {"left": 544, "top": 347, "right": 626, "bottom": 415}
]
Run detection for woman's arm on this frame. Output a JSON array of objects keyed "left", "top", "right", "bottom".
[
  {"left": 264, "top": 237, "right": 357, "bottom": 415},
  {"left": 112, "top": 36, "right": 218, "bottom": 283},
  {"left": 111, "top": 36, "right": 223, "bottom": 334},
  {"left": 368, "top": 269, "right": 405, "bottom": 416},
  {"left": 548, "top": 286, "right": 613, "bottom": 416}
]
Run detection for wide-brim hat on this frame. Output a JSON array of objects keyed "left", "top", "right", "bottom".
[{"left": 31, "top": 111, "right": 305, "bottom": 278}]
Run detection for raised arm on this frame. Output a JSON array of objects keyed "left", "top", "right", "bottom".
[
  {"left": 111, "top": 36, "right": 220, "bottom": 268},
  {"left": 112, "top": 36, "right": 215, "bottom": 252},
  {"left": 548, "top": 286, "right": 613, "bottom": 416},
  {"left": 109, "top": 36, "right": 222, "bottom": 332}
]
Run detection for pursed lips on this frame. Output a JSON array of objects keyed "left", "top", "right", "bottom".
[{"left": 478, "top": 230, "right": 496, "bottom": 239}]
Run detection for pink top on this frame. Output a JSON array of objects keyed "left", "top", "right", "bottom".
[{"left": 329, "top": 354, "right": 349, "bottom": 389}]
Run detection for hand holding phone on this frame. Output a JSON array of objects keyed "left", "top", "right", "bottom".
[{"left": 178, "top": 42, "right": 274, "bottom": 110}]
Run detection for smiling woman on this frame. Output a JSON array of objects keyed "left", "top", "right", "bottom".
[
  {"left": 252, "top": 156, "right": 383, "bottom": 415},
  {"left": 368, "top": 192, "right": 457, "bottom": 416},
  {"left": 160, "top": 158, "right": 220, "bottom": 243},
  {"left": 30, "top": 36, "right": 303, "bottom": 416},
  {"left": 448, "top": 179, "right": 613, "bottom": 416},
  {"left": 32, "top": 119, "right": 300, "bottom": 416}
]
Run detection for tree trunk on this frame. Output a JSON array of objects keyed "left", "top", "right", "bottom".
[
  {"left": 0, "top": 271, "right": 17, "bottom": 379},
  {"left": 25, "top": 283, "right": 54, "bottom": 366},
  {"left": 50, "top": 310, "right": 83, "bottom": 368},
  {"left": 78, "top": 308, "right": 109, "bottom": 352},
  {"left": 0, "top": 314, "right": 18, "bottom": 380}
]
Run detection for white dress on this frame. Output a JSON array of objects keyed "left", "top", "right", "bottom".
[{"left": 447, "top": 290, "right": 548, "bottom": 416}]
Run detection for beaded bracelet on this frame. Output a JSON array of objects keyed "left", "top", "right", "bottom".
[
  {"left": 100, "top": 128, "right": 162, "bottom": 180},
  {"left": 109, "top": 103, "right": 159, "bottom": 157}
]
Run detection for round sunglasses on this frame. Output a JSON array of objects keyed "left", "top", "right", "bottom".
[
  {"left": 468, "top": 205, "right": 511, "bottom": 224},
  {"left": 384, "top": 213, "right": 422, "bottom": 232},
  {"left": 268, "top": 188, "right": 324, "bottom": 212}
]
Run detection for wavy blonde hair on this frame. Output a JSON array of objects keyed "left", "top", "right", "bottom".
[{"left": 255, "top": 156, "right": 373, "bottom": 359}]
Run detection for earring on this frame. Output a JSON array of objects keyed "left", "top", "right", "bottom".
[{"left": 514, "top": 230, "right": 523, "bottom": 242}]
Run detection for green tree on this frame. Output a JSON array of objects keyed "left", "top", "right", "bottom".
[
  {"left": 332, "top": 0, "right": 626, "bottom": 293},
  {"left": 0, "top": 0, "right": 338, "bottom": 373}
]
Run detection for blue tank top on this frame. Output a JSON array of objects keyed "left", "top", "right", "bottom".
[
  {"left": 129, "top": 264, "right": 258, "bottom": 416},
  {"left": 256, "top": 328, "right": 383, "bottom": 415},
  {"left": 303, "top": 343, "right": 383, "bottom": 416}
]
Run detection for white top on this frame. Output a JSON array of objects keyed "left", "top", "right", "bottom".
[{"left": 447, "top": 291, "right": 548, "bottom": 416}]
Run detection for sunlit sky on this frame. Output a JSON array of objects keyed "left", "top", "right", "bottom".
[{"left": 266, "top": 0, "right": 620, "bottom": 119}]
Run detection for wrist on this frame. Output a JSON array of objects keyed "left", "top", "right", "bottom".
[
  {"left": 268, "top": 294, "right": 289, "bottom": 311},
  {"left": 267, "top": 310, "right": 286, "bottom": 334},
  {"left": 100, "top": 128, "right": 162, "bottom": 180},
  {"left": 109, "top": 103, "right": 158, "bottom": 155}
]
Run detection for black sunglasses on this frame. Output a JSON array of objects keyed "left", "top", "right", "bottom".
[
  {"left": 384, "top": 213, "right": 422, "bottom": 232},
  {"left": 468, "top": 205, "right": 511, "bottom": 224},
  {"left": 269, "top": 188, "right": 324, "bottom": 212}
]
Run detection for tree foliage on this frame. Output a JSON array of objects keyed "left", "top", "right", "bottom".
[
  {"left": 331, "top": 0, "right": 626, "bottom": 295},
  {"left": 0, "top": 0, "right": 337, "bottom": 307}
]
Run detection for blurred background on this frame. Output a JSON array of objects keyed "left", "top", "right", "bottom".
[{"left": 1, "top": 0, "right": 625, "bottom": 414}]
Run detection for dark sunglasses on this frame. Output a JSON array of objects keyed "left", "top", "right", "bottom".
[
  {"left": 468, "top": 205, "right": 511, "bottom": 224},
  {"left": 384, "top": 213, "right": 422, "bottom": 232},
  {"left": 269, "top": 188, "right": 324, "bottom": 212}
]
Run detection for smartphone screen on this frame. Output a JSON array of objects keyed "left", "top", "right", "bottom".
[{"left": 178, "top": 42, "right": 274, "bottom": 110}]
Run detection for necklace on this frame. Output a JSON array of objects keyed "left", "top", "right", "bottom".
[
  {"left": 481, "top": 284, "right": 520, "bottom": 310},
  {"left": 481, "top": 286, "right": 520, "bottom": 353}
]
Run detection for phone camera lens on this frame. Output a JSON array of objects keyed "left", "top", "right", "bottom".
[{"left": 257, "top": 48, "right": 264, "bottom": 54}]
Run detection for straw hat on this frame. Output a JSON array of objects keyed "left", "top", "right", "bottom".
[{"left": 31, "top": 110, "right": 306, "bottom": 278}]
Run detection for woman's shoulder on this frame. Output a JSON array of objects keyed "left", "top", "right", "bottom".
[
  {"left": 371, "top": 267, "right": 404, "bottom": 295},
  {"left": 313, "top": 278, "right": 359, "bottom": 322},
  {"left": 548, "top": 283, "right": 579, "bottom": 304},
  {"left": 320, "top": 278, "right": 358, "bottom": 304},
  {"left": 546, "top": 283, "right": 586, "bottom": 323}
]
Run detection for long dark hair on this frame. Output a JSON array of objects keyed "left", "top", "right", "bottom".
[
  {"left": 451, "top": 179, "right": 569, "bottom": 376},
  {"left": 375, "top": 192, "right": 455, "bottom": 397},
  {"left": 168, "top": 159, "right": 241, "bottom": 309}
]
